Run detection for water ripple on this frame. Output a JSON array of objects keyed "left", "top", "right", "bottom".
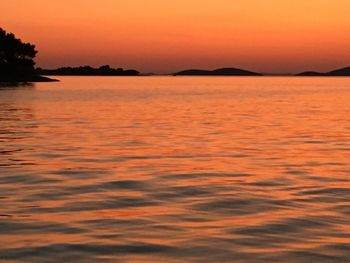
[{"left": 1, "top": 77, "right": 350, "bottom": 262}]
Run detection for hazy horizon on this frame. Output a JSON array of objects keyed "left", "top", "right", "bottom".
[{"left": 2, "top": 0, "right": 350, "bottom": 74}]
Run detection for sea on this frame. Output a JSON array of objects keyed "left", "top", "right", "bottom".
[{"left": 1, "top": 76, "right": 350, "bottom": 262}]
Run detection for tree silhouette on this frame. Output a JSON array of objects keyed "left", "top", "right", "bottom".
[{"left": 0, "top": 28, "right": 37, "bottom": 80}]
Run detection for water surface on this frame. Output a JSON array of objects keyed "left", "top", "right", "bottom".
[{"left": 1, "top": 77, "right": 350, "bottom": 262}]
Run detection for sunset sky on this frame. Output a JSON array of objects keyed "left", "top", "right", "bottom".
[{"left": 2, "top": 0, "right": 350, "bottom": 73}]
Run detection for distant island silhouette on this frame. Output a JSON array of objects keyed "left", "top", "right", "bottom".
[
  {"left": 174, "top": 67, "right": 262, "bottom": 76},
  {"left": 37, "top": 65, "right": 140, "bottom": 76},
  {"left": 0, "top": 28, "right": 56, "bottom": 82},
  {"left": 297, "top": 67, "right": 350, "bottom": 76}
]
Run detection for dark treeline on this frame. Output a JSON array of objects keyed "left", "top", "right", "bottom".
[
  {"left": 38, "top": 65, "right": 139, "bottom": 76},
  {"left": 0, "top": 27, "right": 55, "bottom": 82}
]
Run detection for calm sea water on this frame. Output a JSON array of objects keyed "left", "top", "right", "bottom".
[{"left": 1, "top": 76, "right": 350, "bottom": 262}]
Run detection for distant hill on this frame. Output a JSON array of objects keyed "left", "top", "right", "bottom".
[
  {"left": 38, "top": 65, "right": 140, "bottom": 76},
  {"left": 174, "top": 67, "right": 262, "bottom": 76},
  {"left": 297, "top": 67, "right": 350, "bottom": 77}
]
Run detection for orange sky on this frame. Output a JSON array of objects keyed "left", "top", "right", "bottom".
[{"left": 2, "top": 0, "right": 350, "bottom": 73}]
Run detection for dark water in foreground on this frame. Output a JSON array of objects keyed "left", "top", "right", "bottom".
[{"left": 1, "top": 76, "right": 350, "bottom": 262}]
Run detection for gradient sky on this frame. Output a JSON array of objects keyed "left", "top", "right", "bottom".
[{"left": 2, "top": 0, "right": 350, "bottom": 73}]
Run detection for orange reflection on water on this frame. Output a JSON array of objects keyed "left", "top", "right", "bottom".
[{"left": 0, "top": 77, "right": 350, "bottom": 262}]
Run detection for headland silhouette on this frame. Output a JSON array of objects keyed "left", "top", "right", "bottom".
[{"left": 0, "top": 28, "right": 56, "bottom": 82}]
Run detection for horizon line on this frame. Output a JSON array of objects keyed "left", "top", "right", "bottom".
[{"left": 36, "top": 65, "right": 350, "bottom": 76}]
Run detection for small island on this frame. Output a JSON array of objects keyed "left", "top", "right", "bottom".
[
  {"left": 0, "top": 28, "right": 57, "bottom": 83},
  {"left": 174, "top": 67, "right": 262, "bottom": 76}
]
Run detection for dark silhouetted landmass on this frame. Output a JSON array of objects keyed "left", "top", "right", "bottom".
[
  {"left": 174, "top": 67, "right": 262, "bottom": 76},
  {"left": 296, "top": 71, "right": 325, "bottom": 76},
  {"left": 327, "top": 67, "right": 350, "bottom": 76},
  {"left": 38, "top": 65, "right": 140, "bottom": 76},
  {"left": 4, "top": 26, "right": 350, "bottom": 79},
  {"left": 297, "top": 67, "right": 350, "bottom": 77},
  {"left": 0, "top": 28, "right": 56, "bottom": 82}
]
